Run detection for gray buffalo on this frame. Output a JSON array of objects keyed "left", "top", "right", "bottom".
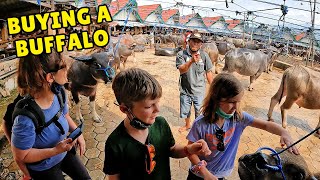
[
  {"left": 267, "top": 65, "right": 320, "bottom": 137},
  {"left": 155, "top": 34, "right": 184, "bottom": 48},
  {"left": 155, "top": 44, "right": 182, "bottom": 56},
  {"left": 216, "top": 41, "right": 235, "bottom": 55},
  {"left": 97, "top": 36, "right": 135, "bottom": 71},
  {"left": 67, "top": 52, "right": 115, "bottom": 122},
  {"left": 109, "top": 35, "right": 136, "bottom": 71},
  {"left": 226, "top": 38, "right": 245, "bottom": 48},
  {"left": 201, "top": 43, "right": 219, "bottom": 74},
  {"left": 239, "top": 147, "right": 320, "bottom": 180},
  {"left": 113, "top": 43, "right": 135, "bottom": 71},
  {"left": 223, "top": 48, "right": 275, "bottom": 90}
]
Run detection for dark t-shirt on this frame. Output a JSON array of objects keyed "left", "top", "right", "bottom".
[{"left": 103, "top": 116, "right": 175, "bottom": 180}]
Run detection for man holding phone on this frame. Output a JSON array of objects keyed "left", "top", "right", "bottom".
[{"left": 176, "top": 32, "right": 214, "bottom": 132}]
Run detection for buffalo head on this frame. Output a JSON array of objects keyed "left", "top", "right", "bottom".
[
  {"left": 238, "top": 147, "right": 317, "bottom": 180},
  {"left": 70, "top": 52, "right": 115, "bottom": 84}
]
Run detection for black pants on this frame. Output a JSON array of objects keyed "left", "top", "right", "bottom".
[
  {"left": 28, "top": 150, "right": 91, "bottom": 180},
  {"left": 187, "top": 169, "right": 225, "bottom": 180}
]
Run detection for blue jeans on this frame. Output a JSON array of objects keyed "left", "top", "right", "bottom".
[
  {"left": 180, "top": 93, "right": 204, "bottom": 119},
  {"left": 28, "top": 150, "right": 91, "bottom": 180}
]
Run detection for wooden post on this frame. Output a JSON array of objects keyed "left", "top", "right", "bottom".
[
  {"left": 311, "top": 0, "right": 316, "bottom": 67},
  {"left": 242, "top": 13, "right": 246, "bottom": 42},
  {"left": 48, "top": 0, "right": 56, "bottom": 35},
  {"left": 134, "top": 26, "right": 138, "bottom": 35},
  {"left": 1, "top": 22, "right": 8, "bottom": 42}
]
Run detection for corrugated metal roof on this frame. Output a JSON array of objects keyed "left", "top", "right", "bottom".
[
  {"left": 295, "top": 32, "right": 306, "bottom": 41},
  {"left": 162, "top": 9, "right": 179, "bottom": 22},
  {"left": 202, "top": 16, "right": 222, "bottom": 27},
  {"left": 109, "top": 0, "right": 129, "bottom": 16},
  {"left": 138, "top": 4, "right": 160, "bottom": 21}
]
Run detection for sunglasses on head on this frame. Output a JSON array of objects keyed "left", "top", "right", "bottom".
[
  {"left": 216, "top": 129, "right": 225, "bottom": 151},
  {"left": 145, "top": 144, "right": 156, "bottom": 174}
]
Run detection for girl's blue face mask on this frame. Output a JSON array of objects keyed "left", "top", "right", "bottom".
[{"left": 216, "top": 107, "right": 234, "bottom": 119}]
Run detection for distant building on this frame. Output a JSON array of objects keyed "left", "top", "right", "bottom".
[
  {"left": 202, "top": 16, "right": 229, "bottom": 34},
  {"left": 180, "top": 13, "right": 207, "bottom": 32},
  {"left": 162, "top": 9, "right": 180, "bottom": 26},
  {"left": 226, "top": 19, "right": 243, "bottom": 34}
]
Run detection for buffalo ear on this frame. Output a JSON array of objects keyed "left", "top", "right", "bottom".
[{"left": 69, "top": 55, "right": 93, "bottom": 62}]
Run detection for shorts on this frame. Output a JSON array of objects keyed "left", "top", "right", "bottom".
[{"left": 180, "top": 93, "right": 204, "bottom": 119}]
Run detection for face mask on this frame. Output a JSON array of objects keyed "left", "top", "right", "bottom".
[
  {"left": 216, "top": 107, "right": 234, "bottom": 119},
  {"left": 50, "top": 81, "right": 63, "bottom": 94},
  {"left": 127, "top": 109, "right": 152, "bottom": 130}
]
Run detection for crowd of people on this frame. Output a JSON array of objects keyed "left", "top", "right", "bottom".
[{"left": 1, "top": 30, "right": 300, "bottom": 180}]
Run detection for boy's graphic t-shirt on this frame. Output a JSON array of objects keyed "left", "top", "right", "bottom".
[{"left": 187, "top": 111, "right": 254, "bottom": 178}]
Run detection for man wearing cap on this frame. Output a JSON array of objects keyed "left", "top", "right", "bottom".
[{"left": 176, "top": 32, "right": 214, "bottom": 132}]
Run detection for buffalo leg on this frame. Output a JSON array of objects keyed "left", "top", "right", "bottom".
[
  {"left": 268, "top": 86, "right": 287, "bottom": 122},
  {"left": 72, "top": 91, "right": 83, "bottom": 121},
  {"left": 248, "top": 72, "right": 262, "bottom": 91},
  {"left": 89, "top": 94, "right": 101, "bottom": 123},
  {"left": 269, "top": 62, "right": 274, "bottom": 72},
  {"left": 280, "top": 94, "right": 298, "bottom": 128}
]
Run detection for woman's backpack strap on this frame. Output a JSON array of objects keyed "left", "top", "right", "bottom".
[{"left": 12, "top": 96, "right": 46, "bottom": 134}]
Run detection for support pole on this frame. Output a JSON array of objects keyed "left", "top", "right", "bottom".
[{"left": 311, "top": 0, "right": 316, "bottom": 67}]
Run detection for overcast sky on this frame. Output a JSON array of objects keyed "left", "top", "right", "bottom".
[{"left": 137, "top": 0, "right": 319, "bottom": 31}]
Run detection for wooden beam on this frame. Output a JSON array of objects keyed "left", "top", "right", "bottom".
[{"left": 24, "top": 0, "right": 51, "bottom": 8}]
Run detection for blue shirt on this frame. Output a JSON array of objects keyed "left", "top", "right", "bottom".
[
  {"left": 187, "top": 112, "right": 254, "bottom": 178},
  {"left": 12, "top": 93, "right": 69, "bottom": 171}
]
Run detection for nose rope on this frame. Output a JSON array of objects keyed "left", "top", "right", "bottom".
[{"left": 96, "top": 66, "right": 115, "bottom": 79}]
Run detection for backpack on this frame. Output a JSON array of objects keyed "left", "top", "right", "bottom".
[{"left": 8, "top": 89, "right": 66, "bottom": 135}]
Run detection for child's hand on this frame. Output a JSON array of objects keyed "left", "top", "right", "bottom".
[
  {"left": 188, "top": 139, "right": 211, "bottom": 156},
  {"left": 280, "top": 131, "right": 299, "bottom": 155},
  {"left": 196, "top": 162, "right": 218, "bottom": 180}
]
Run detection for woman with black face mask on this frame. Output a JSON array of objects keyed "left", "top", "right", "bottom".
[{"left": 11, "top": 50, "right": 91, "bottom": 180}]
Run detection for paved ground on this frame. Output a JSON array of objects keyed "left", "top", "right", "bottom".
[{"left": 1, "top": 48, "right": 320, "bottom": 180}]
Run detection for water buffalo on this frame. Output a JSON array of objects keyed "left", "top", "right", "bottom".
[
  {"left": 259, "top": 48, "right": 281, "bottom": 73},
  {"left": 223, "top": 48, "right": 274, "bottom": 90},
  {"left": 267, "top": 65, "right": 320, "bottom": 137},
  {"left": 109, "top": 34, "right": 136, "bottom": 71},
  {"left": 113, "top": 43, "right": 135, "bottom": 71},
  {"left": 201, "top": 42, "right": 219, "bottom": 74},
  {"left": 67, "top": 52, "right": 115, "bottom": 123},
  {"left": 133, "top": 45, "right": 145, "bottom": 52},
  {"left": 216, "top": 41, "right": 235, "bottom": 55},
  {"left": 132, "top": 34, "right": 149, "bottom": 51},
  {"left": 155, "top": 34, "right": 184, "bottom": 48},
  {"left": 133, "top": 34, "right": 153, "bottom": 47},
  {"left": 245, "top": 42, "right": 259, "bottom": 50},
  {"left": 154, "top": 44, "right": 182, "bottom": 56},
  {"left": 238, "top": 147, "right": 320, "bottom": 180},
  {"left": 226, "top": 38, "right": 245, "bottom": 48}
]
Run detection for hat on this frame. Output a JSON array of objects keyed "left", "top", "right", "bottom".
[{"left": 188, "top": 33, "right": 203, "bottom": 42}]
